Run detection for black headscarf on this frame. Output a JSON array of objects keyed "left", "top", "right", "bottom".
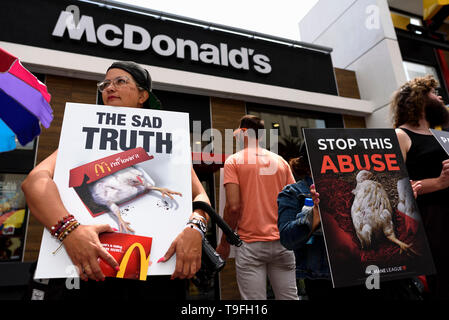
[{"left": 107, "top": 61, "right": 161, "bottom": 109}]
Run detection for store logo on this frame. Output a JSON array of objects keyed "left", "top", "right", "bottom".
[
  {"left": 116, "top": 242, "right": 151, "bottom": 281},
  {"left": 52, "top": 9, "right": 272, "bottom": 74},
  {"left": 94, "top": 161, "right": 112, "bottom": 176}
]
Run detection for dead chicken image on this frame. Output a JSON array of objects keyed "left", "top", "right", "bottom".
[
  {"left": 350, "top": 170, "right": 416, "bottom": 255},
  {"left": 88, "top": 166, "right": 182, "bottom": 233}
]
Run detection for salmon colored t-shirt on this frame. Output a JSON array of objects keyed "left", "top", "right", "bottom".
[{"left": 223, "top": 147, "right": 295, "bottom": 243}]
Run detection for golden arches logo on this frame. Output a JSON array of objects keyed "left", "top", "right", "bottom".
[
  {"left": 116, "top": 242, "right": 151, "bottom": 281},
  {"left": 94, "top": 162, "right": 111, "bottom": 176}
]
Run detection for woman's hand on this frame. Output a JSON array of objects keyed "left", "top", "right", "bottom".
[
  {"left": 310, "top": 184, "right": 321, "bottom": 232},
  {"left": 437, "top": 159, "right": 449, "bottom": 190},
  {"left": 216, "top": 240, "right": 230, "bottom": 260},
  {"left": 159, "top": 226, "right": 202, "bottom": 280},
  {"left": 63, "top": 224, "right": 119, "bottom": 282},
  {"left": 410, "top": 180, "right": 422, "bottom": 199}
]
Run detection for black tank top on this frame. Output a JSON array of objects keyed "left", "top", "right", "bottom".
[{"left": 400, "top": 127, "right": 449, "bottom": 205}]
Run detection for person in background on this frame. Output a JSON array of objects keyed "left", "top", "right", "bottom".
[
  {"left": 392, "top": 75, "right": 449, "bottom": 299},
  {"left": 21, "top": 61, "right": 210, "bottom": 300},
  {"left": 216, "top": 115, "right": 298, "bottom": 300}
]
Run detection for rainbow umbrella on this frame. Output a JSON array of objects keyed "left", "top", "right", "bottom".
[
  {"left": 0, "top": 47, "right": 53, "bottom": 151},
  {"left": 0, "top": 119, "right": 16, "bottom": 152}
]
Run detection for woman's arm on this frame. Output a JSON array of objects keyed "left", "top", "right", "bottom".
[
  {"left": 416, "top": 159, "right": 449, "bottom": 194},
  {"left": 216, "top": 183, "right": 241, "bottom": 260},
  {"left": 191, "top": 167, "right": 211, "bottom": 222},
  {"left": 309, "top": 184, "right": 321, "bottom": 234},
  {"left": 160, "top": 167, "right": 211, "bottom": 279},
  {"left": 277, "top": 184, "right": 315, "bottom": 250},
  {"left": 21, "top": 150, "right": 119, "bottom": 282},
  {"left": 395, "top": 128, "right": 411, "bottom": 163},
  {"left": 395, "top": 129, "right": 449, "bottom": 195},
  {"left": 21, "top": 151, "right": 68, "bottom": 228}
]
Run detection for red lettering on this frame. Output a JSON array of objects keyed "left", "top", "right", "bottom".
[
  {"left": 384, "top": 154, "right": 400, "bottom": 171},
  {"left": 320, "top": 153, "right": 400, "bottom": 173},
  {"left": 337, "top": 155, "right": 355, "bottom": 173},
  {"left": 321, "top": 155, "right": 339, "bottom": 173},
  {"left": 354, "top": 154, "right": 371, "bottom": 171},
  {"left": 371, "top": 154, "right": 386, "bottom": 171}
]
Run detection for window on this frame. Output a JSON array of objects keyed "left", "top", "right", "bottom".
[
  {"left": 403, "top": 61, "right": 441, "bottom": 82},
  {"left": 290, "top": 125, "right": 299, "bottom": 138},
  {"left": 0, "top": 173, "right": 28, "bottom": 262}
]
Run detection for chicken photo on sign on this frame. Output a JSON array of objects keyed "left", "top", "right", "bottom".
[
  {"left": 303, "top": 128, "right": 435, "bottom": 288},
  {"left": 351, "top": 171, "right": 417, "bottom": 255},
  {"left": 69, "top": 147, "right": 182, "bottom": 234}
]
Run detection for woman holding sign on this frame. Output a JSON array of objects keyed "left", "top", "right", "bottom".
[
  {"left": 392, "top": 75, "right": 449, "bottom": 299},
  {"left": 22, "top": 61, "right": 210, "bottom": 299}
]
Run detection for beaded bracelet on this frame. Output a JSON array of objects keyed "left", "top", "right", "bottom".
[
  {"left": 53, "top": 218, "right": 75, "bottom": 236},
  {"left": 57, "top": 220, "right": 80, "bottom": 242},
  {"left": 50, "top": 214, "right": 75, "bottom": 237},
  {"left": 49, "top": 214, "right": 80, "bottom": 242},
  {"left": 51, "top": 219, "right": 81, "bottom": 255}
]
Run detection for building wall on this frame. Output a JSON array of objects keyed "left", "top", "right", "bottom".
[
  {"left": 299, "top": 0, "right": 406, "bottom": 128},
  {"left": 335, "top": 68, "right": 366, "bottom": 127}
]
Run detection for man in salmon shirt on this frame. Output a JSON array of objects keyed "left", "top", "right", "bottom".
[{"left": 216, "top": 115, "right": 298, "bottom": 300}]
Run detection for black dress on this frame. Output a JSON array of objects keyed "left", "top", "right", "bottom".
[{"left": 400, "top": 127, "right": 449, "bottom": 299}]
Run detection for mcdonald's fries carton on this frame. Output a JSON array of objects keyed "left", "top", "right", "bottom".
[{"left": 35, "top": 103, "right": 192, "bottom": 279}]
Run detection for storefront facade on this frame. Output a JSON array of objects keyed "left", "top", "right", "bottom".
[
  {"left": 0, "top": 0, "right": 371, "bottom": 299},
  {"left": 390, "top": 1, "right": 449, "bottom": 105}
]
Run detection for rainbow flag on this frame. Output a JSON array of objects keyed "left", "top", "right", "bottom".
[{"left": 0, "top": 47, "right": 53, "bottom": 151}]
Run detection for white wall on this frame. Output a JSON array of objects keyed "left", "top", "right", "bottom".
[
  {"left": 299, "top": 0, "right": 407, "bottom": 128},
  {"left": 300, "top": 0, "right": 358, "bottom": 45}
]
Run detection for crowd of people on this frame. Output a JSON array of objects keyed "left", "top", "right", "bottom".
[{"left": 20, "top": 58, "right": 449, "bottom": 300}]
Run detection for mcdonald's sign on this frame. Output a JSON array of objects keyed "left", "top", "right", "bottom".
[
  {"left": 99, "top": 233, "right": 153, "bottom": 281},
  {"left": 94, "top": 161, "right": 112, "bottom": 176},
  {"left": 117, "top": 242, "right": 151, "bottom": 281}
]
